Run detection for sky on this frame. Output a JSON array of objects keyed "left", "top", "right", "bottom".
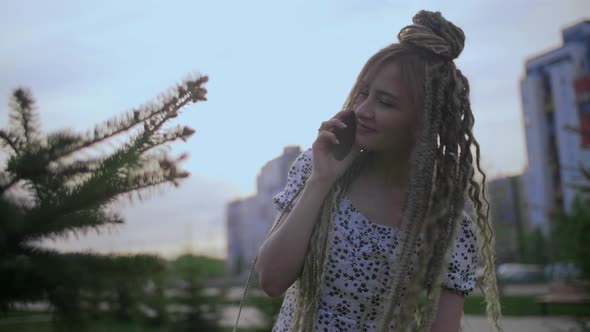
[{"left": 1, "top": 0, "right": 589, "bottom": 258}]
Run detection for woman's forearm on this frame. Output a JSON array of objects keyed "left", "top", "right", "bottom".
[
  {"left": 256, "top": 176, "right": 332, "bottom": 297},
  {"left": 430, "top": 289, "right": 465, "bottom": 331}
]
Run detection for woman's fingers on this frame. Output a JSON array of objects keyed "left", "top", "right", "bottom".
[
  {"left": 333, "top": 108, "right": 352, "bottom": 120},
  {"left": 318, "top": 118, "right": 348, "bottom": 132},
  {"left": 314, "top": 130, "right": 339, "bottom": 148}
]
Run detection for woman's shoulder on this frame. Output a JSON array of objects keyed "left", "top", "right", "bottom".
[
  {"left": 459, "top": 210, "right": 477, "bottom": 234},
  {"left": 297, "top": 148, "right": 313, "bottom": 165},
  {"left": 450, "top": 210, "right": 477, "bottom": 244},
  {"left": 271, "top": 148, "right": 313, "bottom": 212},
  {"left": 289, "top": 148, "right": 313, "bottom": 178}
]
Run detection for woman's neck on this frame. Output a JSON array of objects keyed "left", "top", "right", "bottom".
[{"left": 365, "top": 150, "right": 411, "bottom": 190}]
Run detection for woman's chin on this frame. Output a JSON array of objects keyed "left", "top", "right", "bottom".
[{"left": 355, "top": 136, "right": 374, "bottom": 151}]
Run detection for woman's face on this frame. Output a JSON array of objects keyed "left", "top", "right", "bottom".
[{"left": 353, "top": 61, "right": 419, "bottom": 156}]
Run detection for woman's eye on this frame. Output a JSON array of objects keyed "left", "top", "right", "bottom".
[{"left": 380, "top": 98, "right": 396, "bottom": 107}]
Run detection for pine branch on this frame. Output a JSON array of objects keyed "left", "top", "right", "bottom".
[
  {"left": 124, "top": 165, "right": 190, "bottom": 192},
  {"left": 4, "top": 148, "right": 53, "bottom": 200},
  {"left": 138, "top": 125, "right": 196, "bottom": 153},
  {"left": 0, "top": 173, "right": 19, "bottom": 195},
  {"left": 1, "top": 132, "right": 85, "bottom": 197},
  {"left": 0, "top": 196, "right": 29, "bottom": 253},
  {"left": 32, "top": 158, "right": 102, "bottom": 198},
  {"left": 46, "top": 75, "right": 207, "bottom": 162},
  {"left": 0, "top": 129, "right": 20, "bottom": 153},
  {"left": 9, "top": 88, "right": 39, "bottom": 146},
  {"left": 19, "top": 208, "right": 124, "bottom": 245},
  {"left": 48, "top": 157, "right": 104, "bottom": 178},
  {"left": 43, "top": 130, "right": 85, "bottom": 161},
  {"left": 3, "top": 141, "right": 168, "bottom": 249},
  {"left": 2, "top": 75, "right": 206, "bottom": 198},
  {"left": 34, "top": 73, "right": 203, "bottom": 214},
  {"left": 12, "top": 148, "right": 189, "bottom": 242}
]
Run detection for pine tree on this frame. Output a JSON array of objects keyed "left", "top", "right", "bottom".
[{"left": 0, "top": 74, "right": 208, "bottom": 328}]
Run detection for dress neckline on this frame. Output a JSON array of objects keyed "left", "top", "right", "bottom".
[{"left": 342, "top": 195, "right": 400, "bottom": 232}]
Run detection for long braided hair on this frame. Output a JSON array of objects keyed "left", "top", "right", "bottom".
[{"left": 237, "top": 10, "right": 502, "bottom": 332}]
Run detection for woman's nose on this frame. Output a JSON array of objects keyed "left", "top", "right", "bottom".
[{"left": 354, "top": 98, "right": 374, "bottom": 119}]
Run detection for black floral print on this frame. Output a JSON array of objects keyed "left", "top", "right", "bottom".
[{"left": 271, "top": 149, "right": 478, "bottom": 331}]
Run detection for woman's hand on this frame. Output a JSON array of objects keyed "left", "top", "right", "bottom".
[{"left": 310, "top": 109, "right": 362, "bottom": 185}]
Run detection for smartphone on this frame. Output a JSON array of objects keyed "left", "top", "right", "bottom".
[{"left": 330, "top": 110, "right": 356, "bottom": 161}]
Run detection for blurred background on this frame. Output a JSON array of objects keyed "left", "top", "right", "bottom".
[{"left": 1, "top": 0, "right": 589, "bottom": 331}]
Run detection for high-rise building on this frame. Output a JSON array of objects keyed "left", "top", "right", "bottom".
[
  {"left": 487, "top": 175, "right": 528, "bottom": 262},
  {"left": 520, "top": 20, "right": 590, "bottom": 234},
  {"left": 225, "top": 146, "right": 302, "bottom": 276}
]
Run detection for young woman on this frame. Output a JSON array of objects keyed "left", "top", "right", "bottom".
[{"left": 255, "top": 10, "right": 502, "bottom": 332}]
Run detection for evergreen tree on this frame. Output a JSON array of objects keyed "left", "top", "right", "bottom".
[{"left": 0, "top": 75, "right": 208, "bottom": 328}]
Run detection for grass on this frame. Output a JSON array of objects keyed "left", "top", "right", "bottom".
[
  {"left": 0, "top": 320, "right": 168, "bottom": 332},
  {"left": 0, "top": 317, "right": 270, "bottom": 332},
  {"left": 235, "top": 293, "right": 590, "bottom": 318},
  {"left": 0, "top": 321, "right": 270, "bottom": 332},
  {"left": 231, "top": 293, "right": 590, "bottom": 317},
  {"left": 0, "top": 310, "right": 51, "bottom": 319},
  {"left": 464, "top": 295, "right": 590, "bottom": 317},
  {"left": 3, "top": 294, "right": 589, "bottom": 332}
]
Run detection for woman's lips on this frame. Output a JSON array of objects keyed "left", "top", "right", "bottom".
[{"left": 357, "top": 121, "right": 376, "bottom": 134}]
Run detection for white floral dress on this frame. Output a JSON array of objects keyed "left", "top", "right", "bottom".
[{"left": 270, "top": 149, "right": 478, "bottom": 331}]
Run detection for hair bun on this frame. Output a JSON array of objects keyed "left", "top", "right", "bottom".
[{"left": 398, "top": 10, "right": 465, "bottom": 60}]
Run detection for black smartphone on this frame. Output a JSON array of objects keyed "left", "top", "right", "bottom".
[{"left": 330, "top": 110, "right": 356, "bottom": 161}]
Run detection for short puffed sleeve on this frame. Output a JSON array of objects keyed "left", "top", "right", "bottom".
[
  {"left": 271, "top": 148, "right": 313, "bottom": 213},
  {"left": 441, "top": 213, "right": 479, "bottom": 296}
]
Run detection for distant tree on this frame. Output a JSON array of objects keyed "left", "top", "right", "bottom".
[
  {"left": 521, "top": 228, "right": 549, "bottom": 265},
  {"left": 141, "top": 274, "right": 169, "bottom": 327},
  {"left": 168, "top": 254, "right": 226, "bottom": 280},
  {"left": 250, "top": 295, "right": 284, "bottom": 331},
  {"left": 553, "top": 196, "right": 590, "bottom": 279},
  {"left": 170, "top": 254, "right": 221, "bottom": 332},
  {"left": 550, "top": 124, "right": 590, "bottom": 280},
  {"left": 0, "top": 75, "right": 208, "bottom": 329}
]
